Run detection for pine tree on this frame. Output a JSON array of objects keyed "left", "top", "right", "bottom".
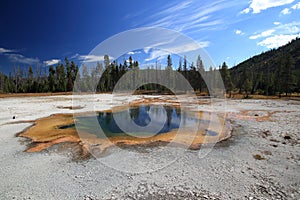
[
  {"left": 166, "top": 55, "right": 174, "bottom": 91},
  {"left": 56, "top": 64, "right": 66, "bottom": 92},
  {"left": 95, "top": 62, "right": 104, "bottom": 92},
  {"left": 81, "top": 65, "right": 90, "bottom": 92},
  {"left": 220, "top": 62, "right": 234, "bottom": 96},
  {"left": 103, "top": 55, "right": 111, "bottom": 91},
  {"left": 183, "top": 55, "right": 187, "bottom": 79},
  {"left": 27, "top": 66, "right": 34, "bottom": 92},
  {"left": 189, "top": 62, "right": 198, "bottom": 91},
  {"left": 177, "top": 57, "right": 182, "bottom": 72},
  {"left": 281, "top": 54, "right": 296, "bottom": 96},
  {"left": 133, "top": 60, "right": 139, "bottom": 89},
  {"left": 196, "top": 55, "right": 205, "bottom": 93},
  {"left": 48, "top": 66, "right": 56, "bottom": 92},
  {"left": 243, "top": 78, "right": 252, "bottom": 98},
  {"left": 65, "top": 57, "right": 73, "bottom": 91}
]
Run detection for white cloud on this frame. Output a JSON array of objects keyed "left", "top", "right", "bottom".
[
  {"left": 43, "top": 59, "right": 61, "bottom": 66},
  {"left": 77, "top": 55, "right": 115, "bottom": 63},
  {"left": 276, "top": 21, "right": 300, "bottom": 34},
  {"left": 7, "top": 54, "right": 40, "bottom": 65},
  {"left": 240, "top": 8, "right": 251, "bottom": 14},
  {"left": 0, "top": 47, "right": 15, "bottom": 54},
  {"left": 249, "top": 21, "right": 300, "bottom": 49},
  {"left": 127, "top": 51, "right": 142, "bottom": 55},
  {"left": 280, "top": 7, "right": 291, "bottom": 14},
  {"left": 235, "top": 29, "right": 244, "bottom": 35},
  {"left": 279, "top": 1, "right": 300, "bottom": 14},
  {"left": 249, "top": 29, "right": 275, "bottom": 39},
  {"left": 291, "top": 1, "right": 300, "bottom": 9},
  {"left": 250, "top": 21, "right": 300, "bottom": 51},
  {"left": 257, "top": 34, "right": 300, "bottom": 48},
  {"left": 144, "top": 49, "right": 168, "bottom": 62},
  {"left": 241, "top": 0, "right": 295, "bottom": 14}
]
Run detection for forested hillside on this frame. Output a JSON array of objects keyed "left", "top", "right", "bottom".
[{"left": 230, "top": 37, "right": 300, "bottom": 96}]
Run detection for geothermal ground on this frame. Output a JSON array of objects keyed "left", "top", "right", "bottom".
[{"left": 0, "top": 94, "right": 299, "bottom": 199}]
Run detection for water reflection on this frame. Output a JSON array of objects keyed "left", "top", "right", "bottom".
[{"left": 69, "top": 105, "right": 214, "bottom": 138}]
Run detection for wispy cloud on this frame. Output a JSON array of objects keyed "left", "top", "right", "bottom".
[
  {"left": 155, "top": 0, "right": 193, "bottom": 16},
  {"left": 73, "top": 54, "right": 115, "bottom": 63},
  {"left": 43, "top": 59, "right": 61, "bottom": 66},
  {"left": 79, "top": 55, "right": 106, "bottom": 62},
  {"left": 71, "top": 53, "right": 80, "bottom": 59},
  {"left": 249, "top": 29, "right": 276, "bottom": 39},
  {"left": 0, "top": 47, "right": 16, "bottom": 54},
  {"left": 127, "top": 51, "right": 142, "bottom": 55},
  {"left": 241, "top": 0, "right": 295, "bottom": 14},
  {"left": 0, "top": 47, "right": 40, "bottom": 65},
  {"left": 144, "top": 48, "right": 171, "bottom": 62},
  {"left": 144, "top": 41, "right": 209, "bottom": 62},
  {"left": 132, "top": 0, "right": 240, "bottom": 35},
  {"left": 6, "top": 54, "right": 40, "bottom": 65}
]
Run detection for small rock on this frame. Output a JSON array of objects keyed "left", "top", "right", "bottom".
[
  {"left": 270, "top": 138, "right": 280, "bottom": 143},
  {"left": 261, "top": 130, "right": 271, "bottom": 138},
  {"left": 262, "top": 150, "right": 272, "bottom": 155},
  {"left": 253, "top": 154, "right": 265, "bottom": 160},
  {"left": 283, "top": 135, "right": 292, "bottom": 140}
]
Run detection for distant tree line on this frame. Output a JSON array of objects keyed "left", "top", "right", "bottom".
[
  {"left": 0, "top": 54, "right": 214, "bottom": 94},
  {"left": 0, "top": 38, "right": 299, "bottom": 97},
  {"left": 0, "top": 58, "right": 78, "bottom": 93}
]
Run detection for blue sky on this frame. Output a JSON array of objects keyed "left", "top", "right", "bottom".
[{"left": 0, "top": 0, "right": 299, "bottom": 73}]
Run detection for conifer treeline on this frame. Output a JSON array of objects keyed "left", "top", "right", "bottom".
[
  {"left": 0, "top": 58, "right": 78, "bottom": 93},
  {"left": 0, "top": 55, "right": 210, "bottom": 94},
  {"left": 0, "top": 38, "right": 299, "bottom": 96}
]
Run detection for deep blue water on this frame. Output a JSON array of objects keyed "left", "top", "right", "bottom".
[{"left": 60, "top": 105, "right": 217, "bottom": 138}]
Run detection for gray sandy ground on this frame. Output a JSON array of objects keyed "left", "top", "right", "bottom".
[{"left": 0, "top": 95, "right": 299, "bottom": 199}]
